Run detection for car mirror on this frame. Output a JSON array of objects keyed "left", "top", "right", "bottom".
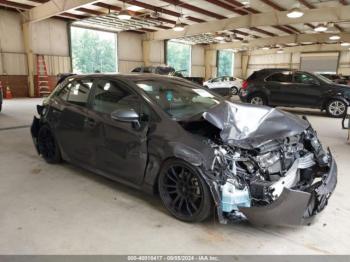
[{"left": 111, "top": 108, "right": 140, "bottom": 123}]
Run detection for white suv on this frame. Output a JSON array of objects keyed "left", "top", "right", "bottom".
[{"left": 203, "top": 76, "right": 243, "bottom": 96}]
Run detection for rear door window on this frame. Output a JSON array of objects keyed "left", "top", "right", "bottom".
[
  {"left": 66, "top": 79, "right": 93, "bottom": 107},
  {"left": 266, "top": 72, "right": 293, "bottom": 83}
]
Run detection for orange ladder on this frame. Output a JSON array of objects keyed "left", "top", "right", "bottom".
[{"left": 36, "top": 55, "right": 51, "bottom": 97}]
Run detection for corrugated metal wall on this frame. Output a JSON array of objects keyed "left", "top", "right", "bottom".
[
  {"left": 191, "top": 45, "right": 205, "bottom": 77},
  {"left": 118, "top": 32, "right": 144, "bottom": 73}
]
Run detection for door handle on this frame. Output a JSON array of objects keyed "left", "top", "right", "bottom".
[{"left": 84, "top": 117, "right": 96, "bottom": 128}]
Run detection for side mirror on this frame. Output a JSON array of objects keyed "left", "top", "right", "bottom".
[{"left": 111, "top": 108, "right": 140, "bottom": 123}]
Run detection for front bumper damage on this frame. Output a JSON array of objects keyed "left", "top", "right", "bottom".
[{"left": 208, "top": 154, "right": 337, "bottom": 226}]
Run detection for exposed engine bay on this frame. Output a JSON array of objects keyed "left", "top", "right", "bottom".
[{"left": 179, "top": 102, "right": 337, "bottom": 225}]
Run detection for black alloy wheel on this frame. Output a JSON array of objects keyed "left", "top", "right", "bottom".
[
  {"left": 37, "top": 125, "right": 61, "bottom": 164},
  {"left": 158, "top": 159, "right": 212, "bottom": 222}
]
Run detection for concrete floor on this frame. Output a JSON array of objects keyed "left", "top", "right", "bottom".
[{"left": 0, "top": 98, "right": 350, "bottom": 255}]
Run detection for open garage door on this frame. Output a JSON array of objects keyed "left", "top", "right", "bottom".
[{"left": 300, "top": 52, "right": 339, "bottom": 74}]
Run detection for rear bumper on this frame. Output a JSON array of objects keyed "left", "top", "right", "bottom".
[{"left": 239, "top": 157, "right": 337, "bottom": 226}]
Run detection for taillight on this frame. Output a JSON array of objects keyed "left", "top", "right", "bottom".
[{"left": 242, "top": 80, "right": 248, "bottom": 89}]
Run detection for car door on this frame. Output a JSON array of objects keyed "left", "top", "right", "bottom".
[
  {"left": 88, "top": 78, "right": 149, "bottom": 185},
  {"left": 264, "top": 71, "right": 295, "bottom": 105},
  {"left": 209, "top": 77, "right": 221, "bottom": 89},
  {"left": 51, "top": 77, "right": 95, "bottom": 165},
  {"left": 292, "top": 71, "right": 325, "bottom": 107}
]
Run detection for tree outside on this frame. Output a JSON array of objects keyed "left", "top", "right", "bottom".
[
  {"left": 217, "top": 50, "right": 234, "bottom": 77},
  {"left": 71, "top": 27, "right": 117, "bottom": 73},
  {"left": 166, "top": 41, "right": 191, "bottom": 77}
]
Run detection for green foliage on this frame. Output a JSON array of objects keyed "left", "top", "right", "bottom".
[
  {"left": 166, "top": 41, "right": 191, "bottom": 77},
  {"left": 217, "top": 50, "right": 233, "bottom": 77},
  {"left": 71, "top": 27, "right": 117, "bottom": 73}
]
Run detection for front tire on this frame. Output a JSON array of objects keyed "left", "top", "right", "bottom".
[
  {"left": 158, "top": 159, "right": 212, "bottom": 222},
  {"left": 326, "top": 99, "right": 347, "bottom": 118},
  {"left": 248, "top": 94, "right": 267, "bottom": 105},
  {"left": 37, "top": 125, "right": 61, "bottom": 164}
]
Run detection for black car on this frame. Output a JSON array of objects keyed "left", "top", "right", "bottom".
[
  {"left": 31, "top": 74, "right": 337, "bottom": 226},
  {"left": 239, "top": 68, "right": 350, "bottom": 117}
]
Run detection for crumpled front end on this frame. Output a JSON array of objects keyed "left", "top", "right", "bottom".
[{"left": 197, "top": 101, "right": 337, "bottom": 226}]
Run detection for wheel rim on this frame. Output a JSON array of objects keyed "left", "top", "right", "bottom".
[
  {"left": 250, "top": 96, "right": 263, "bottom": 105},
  {"left": 38, "top": 128, "right": 56, "bottom": 159},
  {"left": 329, "top": 101, "right": 346, "bottom": 116},
  {"left": 161, "top": 165, "right": 204, "bottom": 218},
  {"left": 231, "top": 87, "right": 238, "bottom": 95}
]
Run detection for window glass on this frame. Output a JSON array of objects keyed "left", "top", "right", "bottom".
[
  {"left": 211, "top": 78, "right": 220, "bottom": 83},
  {"left": 135, "top": 80, "right": 221, "bottom": 120},
  {"left": 67, "top": 79, "right": 93, "bottom": 106},
  {"left": 57, "top": 81, "right": 73, "bottom": 101},
  {"left": 266, "top": 72, "right": 292, "bottom": 83},
  {"left": 294, "top": 73, "right": 317, "bottom": 84},
  {"left": 92, "top": 80, "right": 139, "bottom": 114}
]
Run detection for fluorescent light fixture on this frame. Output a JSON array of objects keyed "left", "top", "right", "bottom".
[
  {"left": 341, "top": 42, "right": 350, "bottom": 47},
  {"left": 261, "top": 46, "right": 270, "bottom": 50},
  {"left": 314, "top": 24, "right": 328, "bottom": 32},
  {"left": 117, "top": 9, "right": 132, "bottom": 20},
  {"left": 173, "top": 20, "right": 185, "bottom": 31},
  {"left": 287, "top": 7, "right": 304, "bottom": 18},
  {"left": 127, "top": 5, "right": 144, "bottom": 12},
  {"left": 241, "top": 0, "right": 250, "bottom": 6},
  {"left": 329, "top": 35, "right": 341, "bottom": 41},
  {"left": 277, "top": 49, "right": 284, "bottom": 54}
]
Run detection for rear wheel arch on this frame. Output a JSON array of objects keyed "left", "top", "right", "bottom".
[{"left": 247, "top": 92, "right": 269, "bottom": 105}]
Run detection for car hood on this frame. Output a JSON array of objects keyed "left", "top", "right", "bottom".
[
  {"left": 202, "top": 101, "right": 310, "bottom": 149},
  {"left": 329, "top": 83, "right": 350, "bottom": 91}
]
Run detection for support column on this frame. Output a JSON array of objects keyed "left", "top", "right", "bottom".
[
  {"left": 142, "top": 40, "right": 151, "bottom": 67},
  {"left": 23, "top": 22, "right": 35, "bottom": 97},
  {"left": 241, "top": 53, "right": 250, "bottom": 79},
  {"left": 204, "top": 49, "right": 217, "bottom": 80}
]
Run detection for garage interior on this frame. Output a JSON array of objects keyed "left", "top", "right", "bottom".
[{"left": 1, "top": 0, "right": 350, "bottom": 255}]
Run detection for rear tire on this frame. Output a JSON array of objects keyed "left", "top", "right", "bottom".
[
  {"left": 37, "top": 125, "right": 61, "bottom": 164},
  {"left": 326, "top": 99, "right": 347, "bottom": 118},
  {"left": 248, "top": 94, "right": 267, "bottom": 105},
  {"left": 158, "top": 159, "right": 212, "bottom": 223}
]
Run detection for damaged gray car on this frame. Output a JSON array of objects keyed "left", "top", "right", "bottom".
[{"left": 31, "top": 74, "right": 337, "bottom": 226}]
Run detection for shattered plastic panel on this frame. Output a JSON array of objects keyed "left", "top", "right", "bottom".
[{"left": 203, "top": 101, "right": 310, "bottom": 149}]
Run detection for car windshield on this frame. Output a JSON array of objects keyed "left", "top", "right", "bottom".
[
  {"left": 315, "top": 73, "right": 334, "bottom": 84},
  {"left": 134, "top": 80, "right": 221, "bottom": 120}
]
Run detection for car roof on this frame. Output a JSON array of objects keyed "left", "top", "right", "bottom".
[{"left": 71, "top": 73, "right": 189, "bottom": 82}]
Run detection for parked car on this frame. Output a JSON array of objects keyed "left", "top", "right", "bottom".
[
  {"left": 0, "top": 81, "right": 3, "bottom": 112},
  {"left": 131, "top": 66, "right": 204, "bottom": 85},
  {"left": 31, "top": 74, "right": 336, "bottom": 226},
  {"left": 239, "top": 68, "right": 350, "bottom": 117},
  {"left": 203, "top": 76, "right": 243, "bottom": 96}
]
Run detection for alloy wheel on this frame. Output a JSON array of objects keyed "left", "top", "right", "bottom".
[
  {"left": 328, "top": 100, "right": 346, "bottom": 116},
  {"left": 160, "top": 165, "right": 204, "bottom": 218},
  {"left": 250, "top": 96, "right": 264, "bottom": 105}
]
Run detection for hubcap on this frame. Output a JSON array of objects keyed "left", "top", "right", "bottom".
[
  {"left": 161, "top": 166, "right": 203, "bottom": 217},
  {"left": 250, "top": 96, "right": 263, "bottom": 105},
  {"left": 329, "top": 101, "right": 346, "bottom": 116}
]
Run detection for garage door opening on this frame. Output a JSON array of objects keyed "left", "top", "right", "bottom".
[
  {"left": 70, "top": 26, "right": 118, "bottom": 73},
  {"left": 166, "top": 40, "right": 191, "bottom": 76},
  {"left": 217, "top": 50, "right": 234, "bottom": 77}
]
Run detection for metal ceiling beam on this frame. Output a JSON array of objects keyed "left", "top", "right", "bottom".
[
  {"left": 299, "top": 0, "right": 344, "bottom": 31},
  {"left": 223, "top": 0, "right": 300, "bottom": 34},
  {"left": 146, "top": 5, "right": 350, "bottom": 40},
  {"left": 161, "top": 0, "right": 277, "bottom": 38},
  {"left": 208, "top": 32, "right": 350, "bottom": 50},
  {"left": 24, "top": 0, "right": 99, "bottom": 23}
]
